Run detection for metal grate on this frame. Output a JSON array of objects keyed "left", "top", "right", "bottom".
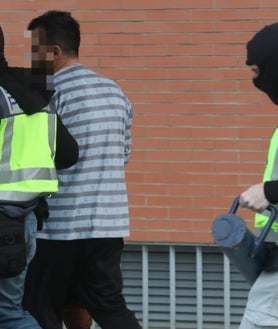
[{"left": 120, "top": 243, "right": 249, "bottom": 329}]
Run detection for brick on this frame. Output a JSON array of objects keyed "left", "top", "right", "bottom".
[
  {"left": 191, "top": 9, "right": 238, "bottom": 20},
  {"left": 238, "top": 9, "right": 278, "bottom": 20},
  {"left": 215, "top": 0, "right": 261, "bottom": 8},
  {"left": 168, "top": 0, "right": 214, "bottom": 9},
  {"left": 146, "top": 10, "right": 191, "bottom": 21},
  {"left": 100, "top": 57, "right": 145, "bottom": 68}
]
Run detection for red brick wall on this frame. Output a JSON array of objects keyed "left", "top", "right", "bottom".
[{"left": 2, "top": 1, "right": 278, "bottom": 244}]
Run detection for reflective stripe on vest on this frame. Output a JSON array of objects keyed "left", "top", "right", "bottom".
[
  {"left": 0, "top": 112, "right": 58, "bottom": 202},
  {"left": 255, "top": 128, "right": 278, "bottom": 237}
]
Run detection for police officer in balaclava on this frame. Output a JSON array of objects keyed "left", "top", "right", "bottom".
[{"left": 239, "top": 22, "right": 278, "bottom": 329}]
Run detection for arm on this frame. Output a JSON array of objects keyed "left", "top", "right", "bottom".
[
  {"left": 124, "top": 98, "right": 133, "bottom": 164},
  {"left": 54, "top": 115, "right": 79, "bottom": 170}
]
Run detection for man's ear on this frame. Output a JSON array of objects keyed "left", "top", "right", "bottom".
[{"left": 53, "top": 45, "right": 61, "bottom": 59}]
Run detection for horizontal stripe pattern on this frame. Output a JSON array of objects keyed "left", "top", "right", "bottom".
[{"left": 37, "top": 64, "right": 133, "bottom": 240}]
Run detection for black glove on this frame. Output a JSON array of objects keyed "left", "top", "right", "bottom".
[{"left": 34, "top": 198, "right": 49, "bottom": 231}]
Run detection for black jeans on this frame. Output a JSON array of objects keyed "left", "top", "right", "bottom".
[{"left": 23, "top": 238, "right": 141, "bottom": 329}]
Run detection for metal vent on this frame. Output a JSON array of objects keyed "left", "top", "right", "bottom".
[{"left": 120, "top": 244, "right": 249, "bottom": 329}]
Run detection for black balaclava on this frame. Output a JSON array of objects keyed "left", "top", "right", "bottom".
[
  {"left": 0, "top": 25, "right": 53, "bottom": 114},
  {"left": 246, "top": 23, "right": 278, "bottom": 105},
  {"left": 0, "top": 26, "right": 8, "bottom": 68}
]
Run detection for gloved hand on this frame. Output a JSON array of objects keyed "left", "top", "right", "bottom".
[{"left": 34, "top": 198, "right": 49, "bottom": 230}]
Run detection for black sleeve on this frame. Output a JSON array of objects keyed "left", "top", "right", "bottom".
[
  {"left": 264, "top": 180, "right": 278, "bottom": 204},
  {"left": 54, "top": 115, "right": 79, "bottom": 170}
]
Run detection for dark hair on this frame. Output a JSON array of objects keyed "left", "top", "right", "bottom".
[{"left": 28, "top": 10, "right": 80, "bottom": 57}]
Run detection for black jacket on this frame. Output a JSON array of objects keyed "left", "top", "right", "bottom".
[{"left": 0, "top": 66, "right": 78, "bottom": 169}]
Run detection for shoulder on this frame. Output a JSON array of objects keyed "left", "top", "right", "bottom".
[{"left": 0, "top": 86, "right": 23, "bottom": 117}]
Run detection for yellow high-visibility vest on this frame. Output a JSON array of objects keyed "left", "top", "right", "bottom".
[
  {"left": 255, "top": 128, "right": 278, "bottom": 240},
  {"left": 0, "top": 88, "right": 58, "bottom": 202}
]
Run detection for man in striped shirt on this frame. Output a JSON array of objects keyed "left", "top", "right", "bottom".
[{"left": 24, "top": 10, "right": 141, "bottom": 329}]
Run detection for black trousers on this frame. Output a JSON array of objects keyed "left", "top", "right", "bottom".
[{"left": 23, "top": 238, "right": 141, "bottom": 329}]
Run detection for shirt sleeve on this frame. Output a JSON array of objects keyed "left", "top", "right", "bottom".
[{"left": 124, "top": 98, "right": 133, "bottom": 164}]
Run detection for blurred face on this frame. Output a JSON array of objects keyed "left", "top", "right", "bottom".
[{"left": 26, "top": 27, "right": 54, "bottom": 90}]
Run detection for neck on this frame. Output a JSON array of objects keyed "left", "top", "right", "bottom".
[{"left": 54, "top": 56, "right": 79, "bottom": 73}]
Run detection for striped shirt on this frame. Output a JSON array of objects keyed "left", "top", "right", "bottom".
[{"left": 36, "top": 64, "right": 133, "bottom": 240}]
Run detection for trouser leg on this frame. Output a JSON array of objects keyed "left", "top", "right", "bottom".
[
  {"left": 239, "top": 316, "right": 278, "bottom": 329},
  {"left": 239, "top": 271, "right": 278, "bottom": 329},
  {"left": 24, "top": 239, "right": 76, "bottom": 329},
  {"left": 0, "top": 213, "right": 41, "bottom": 329},
  {"left": 76, "top": 238, "right": 142, "bottom": 329}
]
